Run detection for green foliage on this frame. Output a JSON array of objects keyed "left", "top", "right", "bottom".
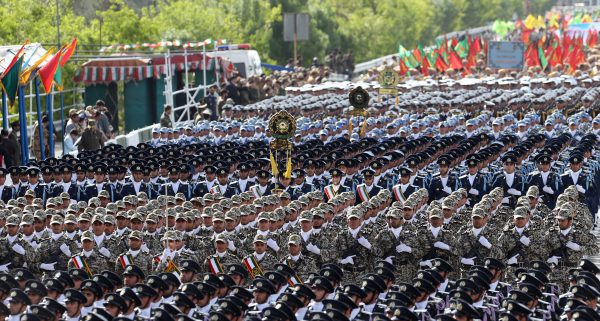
[{"left": 0, "top": 0, "right": 556, "bottom": 69}]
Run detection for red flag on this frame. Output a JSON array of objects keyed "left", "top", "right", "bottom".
[
  {"left": 38, "top": 50, "right": 61, "bottom": 93},
  {"left": 465, "top": 43, "right": 477, "bottom": 70},
  {"left": 398, "top": 59, "right": 408, "bottom": 76},
  {"left": 473, "top": 37, "right": 482, "bottom": 53},
  {"left": 60, "top": 38, "right": 77, "bottom": 67},
  {"left": 0, "top": 43, "right": 26, "bottom": 81},
  {"left": 449, "top": 49, "right": 463, "bottom": 70},
  {"left": 434, "top": 53, "right": 448, "bottom": 72},
  {"left": 525, "top": 44, "right": 539, "bottom": 67},
  {"left": 451, "top": 37, "right": 458, "bottom": 48},
  {"left": 421, "top": 55, "right": 430, "bottom": 76},
  {"left": 412, "top": 47, "right": 422, "bottom": 63}
]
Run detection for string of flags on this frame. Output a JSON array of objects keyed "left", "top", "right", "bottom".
[{"left": 99, "top": 39, "right": 227, "bottom": 53}]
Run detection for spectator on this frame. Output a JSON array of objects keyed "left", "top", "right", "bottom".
[
  {"left": 205, "top": 85, "right": 219, "bottom": 121},
  {"left": 63, "top": 129, "right": 79, "bottom": 154},
  {"left": 226, "top": 76, "right": 241, "bottom": 104},
  {"left": 7, "top": 122, "right": 20, "bottom": 166},
  {"left": 95, "top": 100, "right": 112, "bottom": 138},
  {"left": 0, "top": 129, "right": 18, "bottom": 167},
  {"left": 30, "top": 115, "right": 51, "bottom": 160},
  {"left": 160, "top": 105, "right": 173, "bottom": 128},
  {"left": 64, "top": 109, "right": 82, "bottom": 137},
  {"left": 78, "top": 119, "right": 104, "bottom": 152}
]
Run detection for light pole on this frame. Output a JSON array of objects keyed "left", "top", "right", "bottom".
[{"left": 56, "top": 0, "right": 61, "bottom": 49}]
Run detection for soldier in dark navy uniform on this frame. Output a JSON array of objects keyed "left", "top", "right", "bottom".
[
  {"left": 291, "top": 169, "right": 313, "bottom": 200},
  {"left": 323, "top": 168, "right": 349, "bottom": 202},
  {"left": 83, "top": 165, "right": 119, "bottom": 202},
  {"left": 192, "top": 165, "right": 215, "bottom": 198},
  {"left": 55, "top": 164, "right": 84, "bottom": 202},
  {"left": 18, "top": 167, "right": 49, "bottom": 202},
  {"left": 213, "top": 167, "right": 239, "bottom": 198},
  {"left": 492, "top": 153, "right": 525, "bottom": 208},
  {"left": 391, "top": 167, "right": 418, "bottom": 203},
  {"left": 40, "top": 166, "right": 61, "bottom": 198},
  {"left": 428, "top": 156, "right": 458, "bottom": 202},
  {"left": 354, "top": 169, "right": 381, "bottom": 204},
  {"left": 304, "top": 159, "right": 324, "bottom": 191},
  {"left": 229, "top": 163, "right": 255, "bottom": 194},
  {"left": 527, "top": 154, "right": 562, "bottom": 209},
  {"left": 561, "top": 152, "right": 596, "bottom": 214},
  {"left": 0, "top": 168, "right": 16, "bottom": 203},
  {"left": 249, "top": 170, "right": 274, "bottom": 198},
  {"left": 459, "top": 157, "right": 488, "bottom": 206},
  {"left": 120, "top": 164, "right": 156, "bottom": 199},
  {"left": 158, "top": 165, "right": 192, "bottom": 200}
]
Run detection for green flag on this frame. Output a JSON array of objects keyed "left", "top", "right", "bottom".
[
  {"left": 53, "top": 64, "right": 63, "bottom": 91},
  {"left": 538, "top": 45, "right": 548, "bottom": 70},
  {"left": 1, "top": 55, "right": 23, "bottom": 106},
  {"left": 454, "top": 38, "right": 469, "bottom": 58}
]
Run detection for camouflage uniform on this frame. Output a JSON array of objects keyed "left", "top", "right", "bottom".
[
  {"left": 326, "top": 225, "right": 375, "bottom": 285},
  {"left": 35, "top": 233, "right": 79, "bottom": 274},
  {"left": 6, "top": 236, "right": 37, "bottom": 270},
  {"left": 203, "top": 251, "right": 240, "bottom": 274},
  {"left": 153, "top": 248, "right": 199, "bottom": 274},
  {"left": 373, "top": 224, "right": 429, "bottom": 283},
  {"left": 67, "top": 250, "right": 112, "bottom": 275},
  {"left": 114, "top": 249, "right": 155, "bottom": 277},
  {"left": 143, "top": 231, "right": 164, "bottom": 256},
  {"left": 497, "top": 223, "right": 547, "bottom": 272},
  {"left": 244, "top": 252, "right": 279, "bottom": 275},
  {"left": 280, "top": 253, "right": 318, "bottom": 282}
]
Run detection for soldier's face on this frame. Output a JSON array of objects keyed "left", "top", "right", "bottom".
[
  {"left": 558, "top": 218, "right": 572, "bottom": 230},
  {"left": 217, "top": 174, "right": 228, "bottom": 185},
  {"left": 570, "top": 163, "right": 582, "bottom": 172},
  {"left": 82, "top": 239, "right": 94, "bottom": 251},
  {"left": 6, "top": 225, "right": 17, "bottom": 236},
  {"left": 288, "top": 243, "right": 301, "bottom": 256},
  {"left": 92, "top": 221, "right": 104, "bottom": 234},
  {"left": 8, "top": 300, "right": 25, "bottom": 315},
  {"left": 0, "top": 175, "right": 5, "bottom": 185},
  {"left": 215, "top": 241, "right": 228, "bottom": 253},
  {"left": 104, "top": 223, "right": 115, "bottom": 234},
  {"left": 20, "top": 224, "right": 33, "bottom": 235},
  {"left": 65, "top": 300, "right": 81, "bottom": 317},
  {"left": 239, "top": 170, "right": 249, "bottom": 179},
  {"left": 254, "top": 242, "right": 267, "bottom": 254},
  {"left": 514, "top": 217, "right": 527, "bottom": 228},
  {"left": 62, "top": 172, "right": 72, "bottom": 182},
  {"left": 472, "top": 216, "right": 486, "bottom": 228},
  {"left": 347, "top": 217, "right": 361, "bottom": 229},
  {"left": 128, "top": 239, "right": 142, "bottom": 251},
  {"left": 503, "top": 162, "right": 515, "bottom": 174},
  {"left": 386, "top": 217, "right": 403, "bottom": 228},
  {"left": 429, "top": 217, "right": 442, "bottom": 228},
  {"left": 50, "top": 222, "right": 63, "bottom": 234}
]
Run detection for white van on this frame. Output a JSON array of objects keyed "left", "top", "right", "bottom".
[{"left": 208, "top": 44, "right": 263, "bottom": 78}]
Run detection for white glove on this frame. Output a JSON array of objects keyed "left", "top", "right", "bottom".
[
  {"left": 0, "top": 263, "right": 10, "bottom": 272},
  {"left": 396, "top": 243, "right": 412, "bottom": 253},
  {"left": 566, "top": 241, "right": 581, "bottom": 251},
  {"left": 340, "top": 255, "right": 355, "bottom": 265},
  {"left": 542, "top": 186, "right": 554, "bottom": 194},
  {"left": 502, "top": 197, "right": 510, "bottom": 204},
  {"left": 507, "top": 254, "right": 519, "bottom": 265},
  {"left": 11, "top": 244, "right": 25, "bottom": 255},
  {"left": 478, "top": 236, "right": 492, "bottom": 249},
  {"left": 468, "top": 188, "right": 479, "bottom": 196},
  {"left": 140, "top": 244, "right": 150, "bottom": 253},
  {"left": 60, "top": 243, "right": 71, "bottom": 257},
  {"left": 519, "top": 235, "right": 530, "bottom": 246},
  {"left": 384, "top": 256, "right": 394, "bottom": 264},
  {"left": 507, "top": 188, "right": 521, "bottom": 196},
  {"left": 40, "top": 262, "right": 57, "bottom": 271},
  {"left": 419, "top": 260, "right": 432, "bottom": 268},
  {"left": 443, "top": 186, "right": 452, "bottom": 194},
  {"left": 31, "top": 241, "right": 39, "bottom": 250},
  {"left": 98, "top": 247, "right": 111, "bottom": 258},
  {"left": 460, "top": 257, "right": 475, "bottom": 265},
  {"left": 547, "top": 256, "right": 559, "bottom": 265},
  {"left": 576, "top": 184, "right": 586, "bottom": 193},
  {"left": 266, "top": 239, "right": 280, "bottom": 252},
  {"left": 306, "top": 243, "right": 321, "bottom": 255},
  {"left": 227, "top": 240, "right": 236, "bottom": 252},
  {"left": 357, "top": 237, "right": 372, "bottom": 250},
  {"left": 433, "top": 241, "right": 451, "bottom": 251}
]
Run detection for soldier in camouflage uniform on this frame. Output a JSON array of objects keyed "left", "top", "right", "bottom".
[
  {"left": 373, "top": 208, "right": 429, "bottom": 282},
  {"left": 203, "top": 233, "right": 240, "bottom": 274},
  {"left": 242, "top": 234, "right": 278, "bottom": 277},
  {"left": 326, "top": 208, "right": 375, "bottom": 285},
  {"left": 419, "top": 207, "right": 459, "bottom": 276},
  {"left": 544, "top": 205, "right": 598, "bottom": 290},
  {"left": 114, "top": 230, "right": 155, "bottom": 277},
  {"left": 35, "top": 215, "right": 78, "bottom": 277},
  {"left": 67, "top": 231, "right": 112, "bottom": 275},
  {"left": 280, "top": 234, "right": 318, "bottom": 282},
  {"left": 304, "top": 209, "right": 338, "bottom": 267},
  {"left": 457, "top": 206, "right": 504, "bottom": 274},
  {"left": 143, "top": 212, "right": 164, "bottom": 256},
  {"left": 497, "top": 206, "right": 546, "bottom": 277},
  {"left": 154, "top": 230, "right": 198, "bottom": 273}
]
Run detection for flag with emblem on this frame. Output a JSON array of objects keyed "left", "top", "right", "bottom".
[
  {"left": 242, "top": 255, "right": 264, "bottom": 278},
  {"left": 249, "top": 185, "right": 261, "bottom": 198},
  {"left": 392, "top": 185, "right": 405, "bottom": 202},
  {"left": 356, "top": 184, "right": 370, "bottom": 202},
  {"left": 207, "top": 256, "right": 224, "bottom": 275},
  {"left": 288, "top": 274, "right": 303, "bottom": 286},
  {"left": 118, "top": 254, "right": 134, "bottom": 268},
  {"left": 210, "top": 185, "right": 220, "bottom": 195},
  {"left": 71, "top": 255, "right": 93, "bottom": 277},
  {"left": 323, "top": 185, "right": 335, "bottom": 200}
]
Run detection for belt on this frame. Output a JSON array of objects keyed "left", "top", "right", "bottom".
[{"left": 558, "top": 262, "right": 578, "bottom": 268}]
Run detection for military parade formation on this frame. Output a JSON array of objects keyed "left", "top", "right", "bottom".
[{"left": 0, "top": 73, "right": 598, "bottom": 321}]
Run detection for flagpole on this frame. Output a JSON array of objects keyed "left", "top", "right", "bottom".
[
  {"left": 34, "top": 77, "right": 46, "bottom": 160},
  {"left": 17, "top": 86, "right": 28, "bottom": 165},
  {"left": 203, "top": 43, "right": 207, "bottom": 97},
  {"left": 2, "top": 92, "right": 7, "bottom": 130},
  {"left": 46, "top": 85, "right": 55, "bottom": 157},
  {"left": 60, "top": 91, "right": 65, "bottom": 156}
]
